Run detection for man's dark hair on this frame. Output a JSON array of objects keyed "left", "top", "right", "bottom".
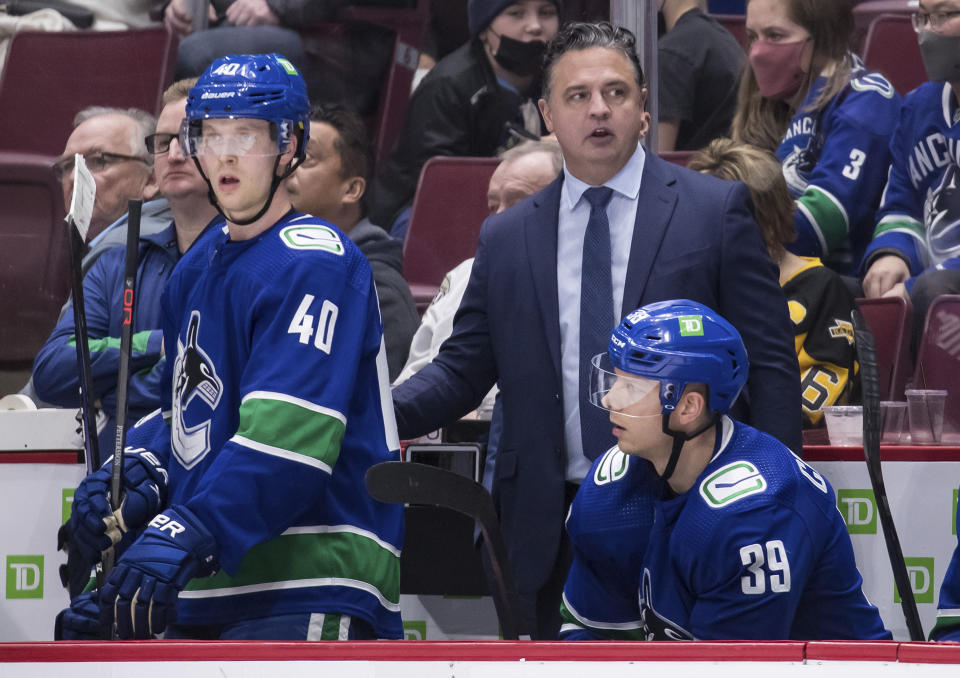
[
  {"left": 309, "top": 102, "right": 370, "bottom": 181},
  {"left": 541, "top": 22, "right": 645, "bottom": 101}
]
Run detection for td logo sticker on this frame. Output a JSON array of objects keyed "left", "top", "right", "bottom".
[
  {"left": 403, "top": 620, "right": 427, "bottom": 640},
  {"left": 837, "top": 489, "right": 877, "bottom": 534},
  {"left": 6, "top": 555, "right": 44, "bottom": 599},
  {"left": 894, "top": 557, "right": 935, "bottom": 605},
  {"left": 678, "top": 316, "right": 703, "bottom": 337},
  {"left": 62, "top": 488, "right": 75, "bottom": 526}
]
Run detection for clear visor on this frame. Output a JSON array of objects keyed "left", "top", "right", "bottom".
[
  {"left": 179, "top": 119, "right": 283, "bottom": 158},
  {"left": 589, "top": 353, "right": 662, "bottom": 418}
]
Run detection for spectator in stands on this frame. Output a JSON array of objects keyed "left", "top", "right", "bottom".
[
  {"left": 392, "top": 21, "right": 799, "bottom": 639},
  {"left": 861, "top": 0, "right": 960, "bottom": 345},
  {"left": 285, "top": 102, "right": 419, "bottom": 380},
  {"left": 690, "top": 138, "right": 856, "bottom": 428},
  {"left": 657, "top": 0, "right": 745, "bottom": 152},
  {"left": 731, "top": 0, "right": 901, "bottom": 276},
  {"left": 55, "top": 106, "right": 159, "bottom": 243},
  {"left": 367, "top": 0, "right": 562, "bottom": 236},
  {"left": 34, "top": 80, "right": 221, "bottom": 463}
]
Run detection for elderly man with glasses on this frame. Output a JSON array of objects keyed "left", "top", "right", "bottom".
[{"left": 34, "top": 83, "right": 222, "bottom": 472}]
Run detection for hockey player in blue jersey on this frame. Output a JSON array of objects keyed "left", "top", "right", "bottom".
[
  {"left": 65, "top": 53, "right": 404, "bottom": 641},
  {"left": 732, "top": 0, "right": 901, "bottom": 275},
  {"left": 561, "top": 300, "right": 890, "bottom": 640}
]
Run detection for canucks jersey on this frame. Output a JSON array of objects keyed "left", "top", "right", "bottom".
[
  {"left": 864, "top": 82, "right": 960, "bottom": 276},
  {"left": 561, "top": 418, "right": 890, "bottom": 641},
  {"left": 782, "top": 258, "right": 858, "bottom": 426},
  {"left": 126, "top": 212, "right": 403, "bottom": 638},
  {"left": 778, "top": 60, "right": 901, "bottom": 274}
]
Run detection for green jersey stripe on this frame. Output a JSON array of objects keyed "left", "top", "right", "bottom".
[
  {"left": 232, "top": 434, "right": 334, "bottom": 473},
  {"left": 234, "top": 395, "right": 345, "bottom": 468},
  {"left": 184, "top": 529, "right": 400, "bottom": 603},
  {"left": 180, "top": 576, "right": 401, "bottom": 612},
  {"left": 67, "top": 330, "right": 154, "bottom": 354},
  {"left": 243, "top": 390, "right": 346, "bottom": 425},
  {"left": 282, "top": 524, "right": 401, "bottom": 558},
  {"left": 560, "top": 595, "right": 645, "bottom": 640},
  {"left": 798, "top": 185, "right": 849, "bottom": 252},
  {"left": 873, "top": 215, "right": 924, "bottom": 240}
]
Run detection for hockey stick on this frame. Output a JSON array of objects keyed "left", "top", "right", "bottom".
[
  {"left": 852, "top": 309, "right": 924, "bottom": 641},
  {"left": 102, "top": 199, "right": 142, "bottom": 582},
  {"left": 365, "top": 461, "right": 526, "bottom": 639}
]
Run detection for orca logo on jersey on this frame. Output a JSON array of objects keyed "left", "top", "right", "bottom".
[
  {"left": 594, "top": 447, "right": 629, "bottom": 485},
  {"left": 172, "top": 311, "right": 223, "bottom": 470},
  {"left": 782, "top": 143, "right": 812, "bottom": 195},
  {"left": 639, "top": 568, "right": 693, "bottom": 641},
  {"left": 924, "top": 164, "right": 960, "bottom": 263}
]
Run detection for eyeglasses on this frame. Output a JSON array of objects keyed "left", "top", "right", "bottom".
[
  {"left": 54, "top": 150, "right": 149, "bottom": 181},
  {"left": 911, "top": 10, "right": 960, "bottom": 32},
  {"left": 145, "top": 132, "right": 179, "bottom": 154}
]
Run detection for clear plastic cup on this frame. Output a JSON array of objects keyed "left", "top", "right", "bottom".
[
  {"left": 823, "top": 405, "right": 863, "bottom": 447},
  {"left": 880, "top": 401, "right": 908, "bottom": 445},
  {"left": 905, "top": 389, "right": 947, "bottom": 445}
]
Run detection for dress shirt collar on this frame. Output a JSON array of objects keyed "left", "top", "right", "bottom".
[{"left": 560, "top": 142, "right": 646, "bottom": 211}]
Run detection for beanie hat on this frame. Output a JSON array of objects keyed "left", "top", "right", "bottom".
[{"left": 468, "top": 0, "right": 563, "bottom": 39}]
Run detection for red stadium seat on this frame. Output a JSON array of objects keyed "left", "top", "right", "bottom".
[
  {"left": 862, "top": 14, "right": 927, "bottom": 96},
  {"left": 855, "top": 296, "right": 914, "bottom": 402},
  {"left": 659, "top": 151, "right": 694, "bottom": 167},
  {"left": 403, "top": 156, "right": 500, "bottom": 313},
  {"left": 712, "top": 13, "right": 747, "bottom": 49},
  {"left": 852, "top": 0, "right": 913, "bottom": 53},
  {"left": 912, "top": 295, "right": 960, "bottom": 437},
  {"left": 0, "top": 152, "right": 69, "bottom": 369},
  {"left": 0, "top": 27, "right": 177, "bottom": 155}
]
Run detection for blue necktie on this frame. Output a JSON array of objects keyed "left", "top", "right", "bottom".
[{"left": 579, "top": 186, "right": 615, "bottom": 461}]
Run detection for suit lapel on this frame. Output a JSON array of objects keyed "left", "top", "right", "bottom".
[
  {"left": 525, "top": 176, "right": 563, "bottom": 382},
  {"left": 621, "top": 153, "right": 679, "bottom": 317}
]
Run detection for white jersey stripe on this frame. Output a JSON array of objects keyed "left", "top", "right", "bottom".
[
  {"left": 562, "top": 591, "right": 643, "bottom": 631},
  {"left": 232, "top": 434, "right": 333, "bottom": 474},
  {"left": 281, "top": 524, "right": 402, "bottom": 557},
  {"left": 179, "top": 576, "right": 401, "bottom": 612}
]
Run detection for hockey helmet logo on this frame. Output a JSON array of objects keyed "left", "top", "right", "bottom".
[
  {"left": 639, "top": 568, "right": 694, "bottom": 641},
  {"left": 924, "top": 163, "right": 960, "bottom": 263},
  {"left": 172, "top": 311, "right": 223, "bottom": 469}
]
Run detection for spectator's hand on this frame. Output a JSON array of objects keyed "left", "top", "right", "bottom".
[
  {"left": 225, "top": 0, "right": 280, "bottom": 27},
  {"left": 863, "top": 255, "right": 910, "bottom": 298},
  {"left": 882, "top": 282, "right": 909, "bottom": 300},
  {"left": 165, "top": 0, "right": 218, "bottom": 37}
]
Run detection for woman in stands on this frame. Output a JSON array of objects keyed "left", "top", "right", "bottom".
[
  {"left": 366, "top": 0, "right": 561, "bottom": 237},
  {"left": 732, "top": 0, "right": 902, "bottom": 276}
]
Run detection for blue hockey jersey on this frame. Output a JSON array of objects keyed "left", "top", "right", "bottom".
[
  {"left": 562, "top": 417, "right": 890, "bottom": 641},
  {"left": 933, "top": 489, "right": 960, "bottom": 641},
  {"left": 863, "top": 82, "right": 960, "bottom": 279},
  {"left": 778, "top": 60, "right": 901, "bottom": 274},
  {"left": 126, "top": 212, "right": 404, "bottom": 638}
]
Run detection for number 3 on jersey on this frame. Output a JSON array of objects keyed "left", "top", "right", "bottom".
[
  {"left": 740, "top": 540, "right": 791, "bottom": 595},
  {"left": 288, "top": 294, "right": 338, "bottom": 354}
]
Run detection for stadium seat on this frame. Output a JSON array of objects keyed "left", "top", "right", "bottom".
[
  {"left": 659, "top": 150, "right": 694, "bottom": 167},
  {"left": 712, "top": 13, "right": 747, "bottom": 49},
  {"left": 855, "top": 296, "right": 914, "bottom": 402},
  {"left": 862, "top": 14, "right": 926, "bottom": 96},
  {"left": 0, "top": 152, "right": 69, "bottom": 369},
  {"left": 403, "top": 156, "right": 500, "bottom": 313},
  {"left": 912, "top": 295, "right": 960, "bottom": 437},
  {"left": 0, "top": 27, "right": 177, "bottom": 155},
  {"left": 852, "top": 0, "right": 913, "bottom": 54}
]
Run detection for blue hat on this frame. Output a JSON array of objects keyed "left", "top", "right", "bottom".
[{"left": 468, "top": 0, "right": 564, "bottom": 39}]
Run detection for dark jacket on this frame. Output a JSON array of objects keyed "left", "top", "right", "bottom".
[
  {"left": 368, "top": 39, "right": 531, "bottom": 228},
  {"left": 350, "top": 218, "right": 419, "bottom": 380}
]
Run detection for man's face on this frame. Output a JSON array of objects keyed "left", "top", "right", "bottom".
[
  {"left": 286, "top": 121, "right": 351, "bottom": 222},
  {"left": 59, "top": 113, "right": 154, "bottom": 240},
  {"left": 153, "top": 99, "right": 207, "bottom": 201},
  {"left": 486, "top": 150, "right": 559, "bottom": 214},
  {"left": 917, "top": 0, "right": 960, "bottom": 35},
  {"left": 197, "top": 118, "right": 281, "bottom": 223},
  {"left": 538, "top": 47, "right": 649, "bottom": 185},
  {"left": 480, "top": 0, "right": 560, "bottom": 54},
  {"left": 603, "top": 369, "right": 664, "bottom": 456}
]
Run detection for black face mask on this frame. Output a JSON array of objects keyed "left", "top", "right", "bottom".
[{"left": 491, "top": 34, "right": 547, "bottom": 77}]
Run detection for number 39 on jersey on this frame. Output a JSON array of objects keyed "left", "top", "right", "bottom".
[{"left": 288, "top": 294, "right": 338, "bottom": 354}]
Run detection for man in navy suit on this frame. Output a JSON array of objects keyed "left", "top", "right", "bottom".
[{"left": 392, "top": 21, "right": 800, "bottom": 639}]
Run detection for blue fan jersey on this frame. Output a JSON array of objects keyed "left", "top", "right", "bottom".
[
  {"left": 778, "top": 60, "right": 901, "bottom": 274},
  {"left": 562, "top": 417, "right": 890, "bottom": 641},
  {"left": 864, "top": 82, "right": 960, "bottom": 281},
  {"left": 126, "top": 212, "right": 403, "bottom": 638}
]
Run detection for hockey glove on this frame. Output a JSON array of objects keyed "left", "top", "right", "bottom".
[
  {"left": 99, "top": 505, "right": 219, "bottom": 639},
  {"left": 54, "top": 590, "right": 105, "bottom": 640},
  {"left": 69, "top": 448, "right": 168, "bottom": 565}
]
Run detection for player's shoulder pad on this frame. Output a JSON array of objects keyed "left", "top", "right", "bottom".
[
  {"left": 591, "top": 445, "right": 632, "bottom": 486},
  {"left": 277, "top": 222, "right": 346, "bottom": 256},
  {"left": 698, "top": 459, "right": 768, "bottom": 510}
]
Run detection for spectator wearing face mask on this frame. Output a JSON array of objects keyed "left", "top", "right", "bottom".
[{"left": 366, "top": 0, "right": 562, "bottom": 237}]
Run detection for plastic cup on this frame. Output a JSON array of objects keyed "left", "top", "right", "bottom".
[
  {"left": 880, "top": 401, "right": 908, "bottom": 445},
  {"left": 905, "top": 389, "right": 947, "bottom": 445},
  {"left": 823, "top": 405, "right": 863, "bottom": 447}
]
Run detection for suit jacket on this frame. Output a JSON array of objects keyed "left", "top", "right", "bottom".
[{"left": 393, "top": 152, "right": 801, "bottom": 595}]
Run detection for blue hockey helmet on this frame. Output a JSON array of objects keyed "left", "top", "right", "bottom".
[
  {"left": 605, "top": 299, "right": 748, "bottom": 415},
  {"left": 183, "top": 53, "right": 310, "bottom": 161}
]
